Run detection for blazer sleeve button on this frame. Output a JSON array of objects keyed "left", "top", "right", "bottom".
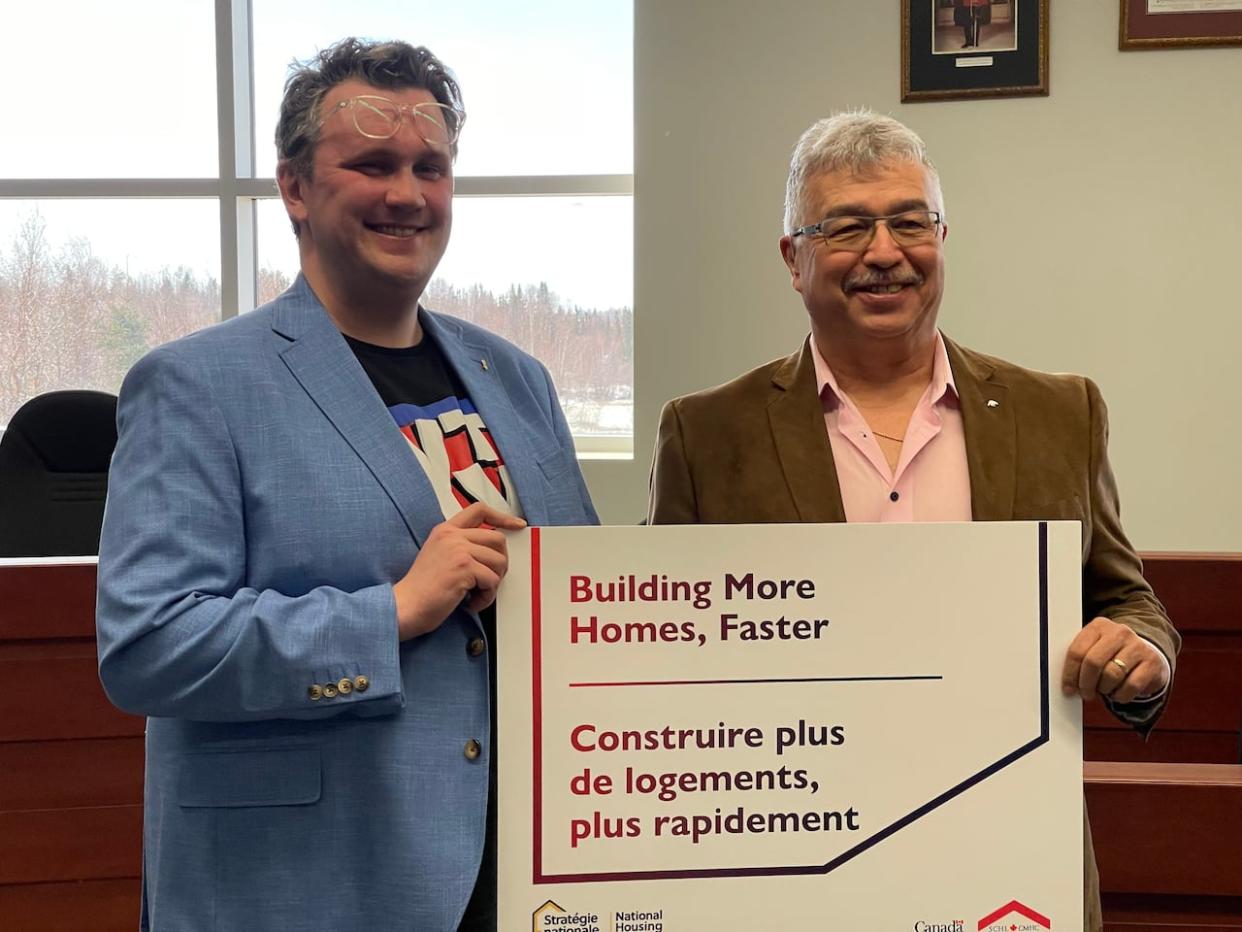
[
  {"left": 308, "top": 684, "right": 323, "bottom": 701},
  {"left": 322, "top": 682, "right": 339, "bottom": 699},
  {"left": 353, "top": 675, "right": 369, "bottom": 693},
  {"left": 337, "top": 677, "right": 353, "bottom": 695}
]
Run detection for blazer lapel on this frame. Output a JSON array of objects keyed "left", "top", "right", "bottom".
[
  {"left": 768, "top": 339, "right": 847, "bottom": 523},
  {"left": 946, "top": 337, "right": 1016, "bottom": 521},
  {"left": 420, "top": 311, "right": 550, "bottom": 525},
  {"left": 271, "top": 279, "right": 444, "bottom": 547}
]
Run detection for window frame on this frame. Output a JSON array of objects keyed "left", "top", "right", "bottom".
[{"left": 0, "top": 0, "right": 634, "bottom": 455}]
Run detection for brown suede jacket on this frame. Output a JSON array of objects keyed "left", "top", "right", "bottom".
[{"left": 647, "top": 334, "right": 1180, "bottom": 932}]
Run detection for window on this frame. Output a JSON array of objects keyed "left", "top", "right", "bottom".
[{"left": 0, "top": 1, "right": 633, "bottom": 452}]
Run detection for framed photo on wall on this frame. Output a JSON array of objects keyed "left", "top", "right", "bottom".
[
  {"left": 902, "top": 0, "right": 1050, "bottom": 102},
  {"left": 1120, "top": 0, "right": 1242, "bottom": 49}
]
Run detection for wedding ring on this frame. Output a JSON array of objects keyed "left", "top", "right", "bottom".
[{"left": 1110, "top": 657, "right": 1129, "bottom": 674}]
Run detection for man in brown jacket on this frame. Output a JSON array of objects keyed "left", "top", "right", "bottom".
[{"left": 647, "top": 111, "right": 1178, "bottom": 932}]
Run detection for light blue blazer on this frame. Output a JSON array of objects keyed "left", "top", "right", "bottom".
[{"left": 97, "top": 276, "right": 599, "bottom": 931}]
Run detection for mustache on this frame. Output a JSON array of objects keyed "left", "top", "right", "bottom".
[{"left": 844, "top": 271, "right": 923, "bottom": 292}]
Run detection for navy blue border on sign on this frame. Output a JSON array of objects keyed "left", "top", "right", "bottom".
[{"left": 537, "top": 522, "right": 1052, "bottom": 884}]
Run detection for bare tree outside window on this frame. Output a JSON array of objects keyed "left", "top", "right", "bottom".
[
  {"left": 0, "top": 215, "right": 632, "bottom": 436},
  {"left": 0, "top": 213, "right": 219, "bottom": 426}
]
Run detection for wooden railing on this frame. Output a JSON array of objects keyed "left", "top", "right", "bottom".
[
  {"left": 1085, "top": 554, "right": 1242, "bottom": 765},
  {"left": 1086, "top": 761, "right": 1242, "bottom": 930},
  {"left": 1084, "top": 553, "right": 1242, "bottom": 930},
  {"left": 0, "top": 553, "right": 1238, "bottom": 930},
  {"left": 0, "top": 559, "right": 143, "bottom": 930}
]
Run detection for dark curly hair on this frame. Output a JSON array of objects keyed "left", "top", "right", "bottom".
[{"left": 276, "top": 37, "right": 464, "bottom": 180}]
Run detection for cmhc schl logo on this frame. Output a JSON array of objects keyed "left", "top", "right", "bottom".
[{"left": 977, "top": 900, "right": 1052, "bottom": 931}]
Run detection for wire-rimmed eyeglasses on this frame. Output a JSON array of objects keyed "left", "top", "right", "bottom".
[
  {"left": 791, "top": 210, "right": 943, "bottom": 251},
  {"left": 319, "top": 95, "right": 466, "bottom": 148}
]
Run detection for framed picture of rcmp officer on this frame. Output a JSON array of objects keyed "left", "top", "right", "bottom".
[
  {"left": 1120, "top": 0, "right": 1242, "bottom": 49},
  {"left": 902, "top": 0, "right": 1050, "bottom": 102}
]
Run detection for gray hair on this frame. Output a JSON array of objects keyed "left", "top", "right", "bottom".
[
  {"left": 782, "top": 110, "right": 944, "bottom": 233},
  {"left": 276, "top": 37, "right": 464, "bottom": 180}
]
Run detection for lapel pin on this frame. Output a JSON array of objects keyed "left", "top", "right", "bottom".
[
  {"left": 986, "top": 399, "right": 999, "bottom": 408},
  {"left": 480, "top": 359, "right": 489, "bottom": 371}
]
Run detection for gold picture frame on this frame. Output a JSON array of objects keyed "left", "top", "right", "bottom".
[{"left": 902, "top": 0, "right": 1050, "bottom": 103}]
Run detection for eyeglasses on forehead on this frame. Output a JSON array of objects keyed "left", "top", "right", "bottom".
[{"left": 319, "top": 95, "right": 466, "bottom": 147}]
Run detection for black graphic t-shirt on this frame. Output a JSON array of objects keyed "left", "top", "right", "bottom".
[
  {"left": 345, "top": 333, "right": 522, "bottom": 521},
  {"left": 345, "top": 331, "right": 508, "bottom": 931}
]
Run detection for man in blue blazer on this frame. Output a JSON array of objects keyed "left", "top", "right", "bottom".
[{"left": 97, "top": 38, "right": 597, "bottom": 932}]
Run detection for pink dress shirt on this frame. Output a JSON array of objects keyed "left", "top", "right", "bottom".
[
  {"left": 812, "top": 332, "right": 972, "bottom": 523},
  {"left": 813, "top": 333, "right": 1170, "bottom": 695}
]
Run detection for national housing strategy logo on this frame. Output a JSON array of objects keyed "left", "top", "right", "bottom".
[
  {"left": 532, "top": 900, "right": 600, "bottom": 932},
  {"left": 977, "top": 900, "right": 1051, "bottom": 931},
  {"left": 532, "top": 899, "right": 665, "bottom": 932}
]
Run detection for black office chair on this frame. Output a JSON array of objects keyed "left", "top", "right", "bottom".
[{"left": 0, "top": 390, "right": 118, "bottom": 557}]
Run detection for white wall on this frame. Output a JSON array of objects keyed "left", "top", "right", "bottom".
[{"left": 582, "top": 0, "right": 1242, "bottom": 551}]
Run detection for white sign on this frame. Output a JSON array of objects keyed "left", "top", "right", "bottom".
[{"left": 498, "top": 522, "right": 1084, "bottom": 932}]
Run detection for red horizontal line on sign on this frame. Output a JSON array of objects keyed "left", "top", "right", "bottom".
[{"left": 567, "top": 675, "right": 943, "bottom": 688}]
